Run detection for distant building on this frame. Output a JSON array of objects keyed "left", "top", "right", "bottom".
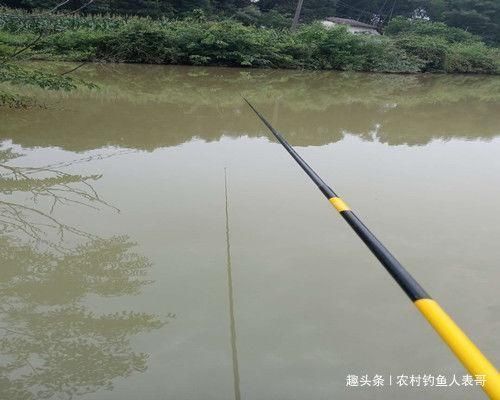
[{"left": 321, "top": 17, "right": 381, "bottom": 35}]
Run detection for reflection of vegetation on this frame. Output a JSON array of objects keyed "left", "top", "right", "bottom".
[
  {"left": 43, "top": 64, "right": 500, "bottom": 107},
  {"left": 0, "top": 236, "right": 163, "bottom": 400},
  {"left": 1, "top": 64, "right": 499, "bottom": 148},
  {"left": 0, "top": 148, "right": 115, "bottom": 249},
  {"left": 0, "top": 148, "right": 166, "bottom": 399}
]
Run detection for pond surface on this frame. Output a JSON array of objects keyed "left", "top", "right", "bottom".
[{"left": 1, "top": 64, "right": 499, "bottom": 400}]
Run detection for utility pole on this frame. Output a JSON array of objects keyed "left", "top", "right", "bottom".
[{"left": 291, "top": 0, "right": 304, "bottom": 30}]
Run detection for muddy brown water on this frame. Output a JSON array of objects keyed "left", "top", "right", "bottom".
[{"left": 1, "top": 64, "right": 499, "bottom": 400}]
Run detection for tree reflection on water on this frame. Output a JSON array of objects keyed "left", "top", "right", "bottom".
[
  {"left": 0, "top": 148, "right": 166, "bottom": 400},
  {"left": 1, "top": 66, "right": 499, "bottom": 150}
]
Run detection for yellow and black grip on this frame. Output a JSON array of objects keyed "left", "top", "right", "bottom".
[
  {"left": 244, "top": 98, "right": 500, "bottom": 399},
  {"left": 329, "top": 196, "right": 500, "bottom": 400}
]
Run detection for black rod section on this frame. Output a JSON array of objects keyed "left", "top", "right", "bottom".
[
  {"left": 243, "top": 98, "right": 337, "bottom": 199},
  {"left": 244, "top": 99, "right": 429, "bottom": 301},
  {"left": 340, "top": 211, "right": 429, "bottom": 301}
]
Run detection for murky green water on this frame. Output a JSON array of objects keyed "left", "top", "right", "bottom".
[{"left": 1, "top": 64, "right": 499, "bottom": 400}]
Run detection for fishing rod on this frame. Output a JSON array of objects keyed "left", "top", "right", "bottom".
[{"left": 243, "top": 98, "right": 500, "bottom": 399}]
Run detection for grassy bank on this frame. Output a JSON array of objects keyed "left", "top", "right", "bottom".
[
  {"left": 1, "top": 9, "right": 499, "bottom": 107},
  {"left": 1, "top": 10, "right": 499, "bottom": 74}
]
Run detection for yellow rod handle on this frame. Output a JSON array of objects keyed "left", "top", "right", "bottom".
[{"left": 415, "top": 299, "right": 500, "bottom": 399}]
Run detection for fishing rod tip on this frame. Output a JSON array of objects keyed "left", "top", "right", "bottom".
[
  {"left": 241, "top": 96, "right": 252, "bottom": 106},
  {"left": 241, "top": 97, "right": 258, "bottom": 114}
]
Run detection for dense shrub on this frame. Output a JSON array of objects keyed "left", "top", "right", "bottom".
[
  {"left": 94, "top": 20, "right": 300, "bottom": 67},
  {"left": 0, "top": 88, "right": 26, "bottom": 107},
  {"left": 296, "top": 23, "right": 367, "bottom": 70},
  {"left": 386, "top": 17, "right": 481, "bottom": 44},
  {"left": 386, "top": 18, "right": 499, "bottom": 73},
  {"left": 1, "top": 9, "right": 499, "bottom": 74},
  {"left": 357, "top": 36, "right": 424, "bottom": 73},
  {"left": 0, "top": 63, "right": 78, "bottom": 89},
  {"left": 36, "top": 29, "right": 106, "bottom": 60},
  {"left": 0, "top": 61, "right": 96, "bottom": 108},
  {"left": 0, "top": 9, "right": 135, "bottom": 33},
  {"left": 92, "top": 21, "right": 426, "bottom": 71},
  {"left": 445, "top": 43, "right": 500, "bottom": 73},
  {"left": 394, "top": 35, "right": 450, "bottom": 71},
  {"left": 233, "top": 6, "right": 291, "bottom": 29}
]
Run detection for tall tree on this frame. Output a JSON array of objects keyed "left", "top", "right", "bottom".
[{"left": 443, "top": 0, "right": 500, "bottom": 43}]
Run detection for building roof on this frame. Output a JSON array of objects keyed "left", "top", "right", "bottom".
[{"left": 324, "top": 17, "right": 377, "bottom": 30}]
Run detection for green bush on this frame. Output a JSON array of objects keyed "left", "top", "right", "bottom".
[
  {"left": 232, "top": 6, "right": 263, "bottom": 26},
  {"left": 36, "top": 29, "right": 107, "bottom": 60},
  {"left": 295, "top": 24, "right": 366, "bottom": 70},
  {"left": 0, "top": 10, "right": 133, "bottom": 33},
  {"left": 358, "top": 36, "right": 424, "bottom": 73},
  {"left": 385, "top": 18, "right": 499, "bottom": 73},
  {"left": 0, "top": 30, "right": 39, "bottom": 59},
  {"left": 0, "top": 88, "right": 28, "bottom": 107},
  {"left": 386, "top": 17, "right": 480, "bottom": 44},
  {"left": 445, "top": 43, "right": 500, "bottom": 73},
  {"left": 0, "top": 61, "right": 97, "bottom": 107},
  {"left": 95, "top": 22, "right": 182, "bottom": 64},
  {"left": 0, "top": 63, "right": 78, "bottom": 89},
  {"left": 95, "top": 20, "right": 300, "bottom": 68},
  {"left": 1, "top": 8, "right": 498, "bottom": 74},
  {"left": 233, "top": 6, "right": 291, "bottom": 29},
  {"left": 393, "top": 33, "right": 499, "bottom": 73},
  {"left": 394, "top": 34, "right": 449, "bottom": 71},
  {"left": 92, "top": 21, "right": 423, "bottom": 71}
]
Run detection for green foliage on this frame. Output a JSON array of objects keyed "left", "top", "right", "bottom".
[
  {"left": 387, "top": 17, "right": 499, "bottom": 72},
  {"left": 0, "top": 63, "right": 78, "bottom": 89},
  {"left": 233, "top": 6, "right": 291, "bottom": 28},
  {"left": 0, "top": 10, "right": 100, "bottom": 108},
  {"left": 91, "top": 20, "right": 427, "bottom": 71},
  {"left": 0, "top": 10, "right": 154, "bottom": 33},
  {"left": 0, "top": 87, "right": 32, "bottom": 107},
  {"left": 441, "top": 0, "right": 500, "bottom": 45},
  {"left": 358, "top": 36, "right": 425, "bottom": 73},
  {"left": 386, "top": 16, "right": 480, "bottom": 43},
  {"left": 0, "top": 62, "right": 96, "bottom": 107},
  {"left": 1, "top": 8, "right": 498, "bottom": 75},
  {"left": 335, "top": 0, "right": 499, "bottom": 45},
  {"left": 94, "top": 19, "right": 298, "bottom": 67},
  {"left": 2, "top": 0, "right": 500, "bottom": 44},
  {"left": 295, "top": 23, "right": 365, "bottom": 69},
  {"left": 394, "top": 34, "right": 449, "bottom": 71},
  {"left": 445, "top": 42, "right": 500, "bottom": 73},
  {"left": 37, "top": 29, "right": 106, "bottom": 60}
]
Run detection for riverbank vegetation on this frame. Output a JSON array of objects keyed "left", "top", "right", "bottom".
[
  {"left": 1, "top": 10, "right": 499, "bottom": 72},
  {"left": 1, "top": 0, "right": 499, "bottom": 107},
  {"left": 0, "top": 60, "right": 95, "bottom": 107},
  {"left": 4, "top": 0, "right": 499, "bottom": 45}
]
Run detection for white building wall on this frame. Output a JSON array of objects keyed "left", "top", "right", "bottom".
[{"left": 321, "top": 20, "right": 380, "bottom": 35}]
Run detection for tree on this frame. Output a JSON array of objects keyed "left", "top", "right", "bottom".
[{"left": 442, "top": 0, "right": 500, "bottom": 44}]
